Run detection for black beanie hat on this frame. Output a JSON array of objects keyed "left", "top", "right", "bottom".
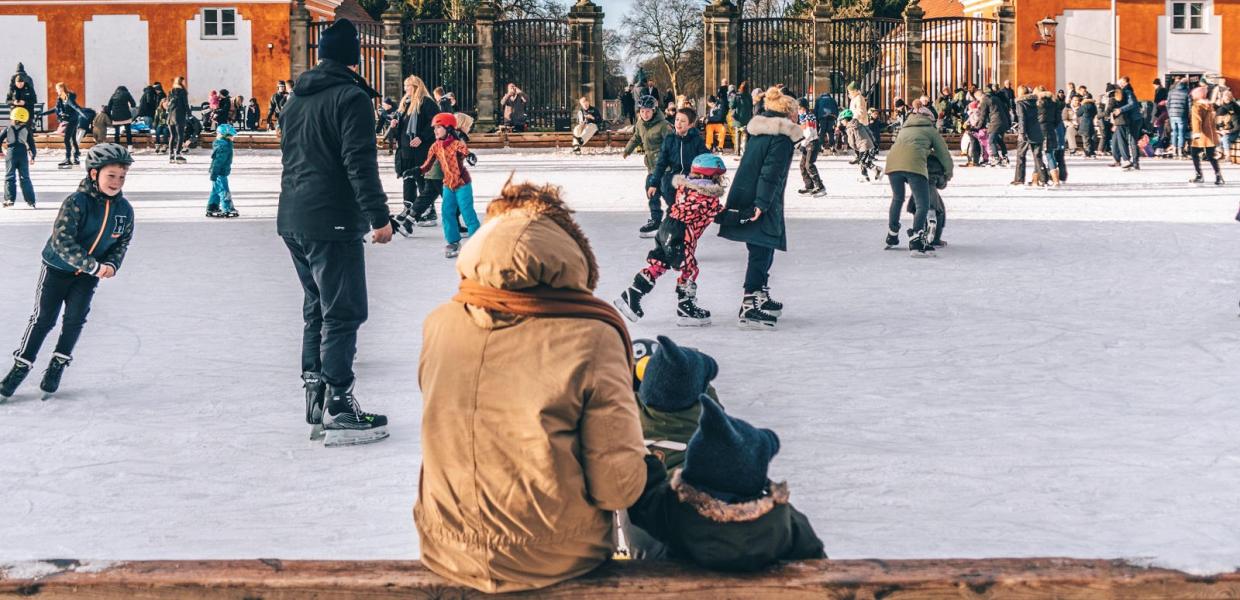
[
  {"left": 681, "top": 396, "right": 780, "bottom": 500},
  {"left": 319, "top": 19, "right": 361, "bottom": 66},
  {"left": 639, "top": 336, "right": 718, "bottom": 412}
]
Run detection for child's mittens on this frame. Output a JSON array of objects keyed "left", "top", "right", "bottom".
[{"left": 466, "top": 152, "right": 477, "bottom": 167}]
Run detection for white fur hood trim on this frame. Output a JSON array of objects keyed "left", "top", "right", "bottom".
[
  {"left": 745, "top": 114, "right": 804, "bottom": 143},
  {"left": 671, "top": 174, "right": 725, "bottom": 198}
]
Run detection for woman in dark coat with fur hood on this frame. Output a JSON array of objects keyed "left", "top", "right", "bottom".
[
  {"left": 392, "top": 75, "right": 441, "bottom": 230},
  {"left": 717, "top": 88, "right": 802, "bottom": 330}
]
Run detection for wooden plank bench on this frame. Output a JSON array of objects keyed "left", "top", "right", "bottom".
[{"left": 2, "top": 558, "right": 1236, "bottom": 599}]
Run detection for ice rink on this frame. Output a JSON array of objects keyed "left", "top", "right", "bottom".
[{"left": 1, "top": 147, "right": 1237, "bottom": 574}]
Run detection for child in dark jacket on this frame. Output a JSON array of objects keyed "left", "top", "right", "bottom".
[
  {"left": 2, "top": 106, "right": 37, "bottom": 207},
  {"left": 627, "top": 395, "right": 826, "bottom": 571},
  {"left": 634, "top": 336, "right": 720, "bottom": 470},
  {"left": 420, "top": 112, "right": 480, "bottom": 258},
  {"left": 0, "top": 144, "right": 136, "bottom": 400},
  {"left": 617, "top": 154, "right": 726, "bottom": 326},
  {"left": 207, "top": 124, "right": 237, "bottom": 218}
]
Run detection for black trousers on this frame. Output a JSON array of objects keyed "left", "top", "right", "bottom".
[
  {"left": 988, "top": 129, "right": 1008, "bottom": 161},
  {"left": 16, "top": 265, "right": 99, "bottom": 363},
  {"left": 283, "top": 237, "right": 369, "bottom": 388},
  {"left": 169, "top": 121, "right": 187, "bottom": 156},
  {"left": 1190, "top": 146, "right": 1220, "bottom": 176},
  {"left": 1080, "top": 124, "right": 1096, "bottom": 156},
  {"left": 743, "top": 243, "right": 775, "bottom": 294},
  {"left": 112, "top": 123, "right": 133, "bottom": 146},
  {"left": 800, "top": 140, "right": 822, "bottom": 188},
  {"left": 404, "top": 174, "right": 442, "bottom": 217},
  {"left": 1013, "top": 138, "right": 1047, "bottom": 182},
  {"left": 63, "top": 122, "right": 80, "bottom": 161}
]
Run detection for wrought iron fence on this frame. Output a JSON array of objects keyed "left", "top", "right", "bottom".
[
  {"left": 737, "top": 18, "right": 814, "bottom": 97},
  {"left": 403, "top": 20, "right": 479, "bottom": 115},
  {"left": 922, "top": 17, "right": 998, "bottom": 97},
  {"left": 309, "top": 21, "right": 385, "bottom": 100},
  {"left": 494, "top": 19, "right": 573, "bottom": 130},
  {"left": 827, "top": 17, "right": 906, "bottom": 120}
]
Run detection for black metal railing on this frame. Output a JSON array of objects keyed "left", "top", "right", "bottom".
[
  {"left": 922, "top": 17, "right": 999, "bottom": 97},
  {"left": 494, "top": 18, "right": 573, "bottom": 130},
  {"left": 737, "top": 17, "right": 814, "bottom": 97},
  {"left": 828, "top": 17, "right": 906, "bottom": 120},
  {"left": 403, "top": 19, "right": 479, "bottom": 115}
]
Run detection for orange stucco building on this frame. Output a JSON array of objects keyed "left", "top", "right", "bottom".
[
  {"left": 959, "top": 0, "right": 1239, "bottom": 98},
  {"left": 0, "top": 0, "right": 364, "bottom": 125}
]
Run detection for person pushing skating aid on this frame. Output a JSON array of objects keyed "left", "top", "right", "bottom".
[{"left": 1, "top": 144, "right": 135, "bottom": 401}]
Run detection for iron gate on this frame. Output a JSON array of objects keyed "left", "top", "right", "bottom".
[
  {"left": 309, "top": 21, "right": 384, "bottom": 99},
  {"left": 922, "top": 17, "right": 998, "bottom": 97},
  {"left": 827, "top": 18, "right": 906, "bottom": 119},
  {"left": 403, "top": 20, "right": 479, "bottom": 115},
  {"left": 737, "top": 18, "right": 813, "bottom": 96},
  {"left": 494, "top": 19, "right": 573, "bottom": 130}
]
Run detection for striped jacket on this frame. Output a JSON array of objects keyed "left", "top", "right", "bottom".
[{"left": 41, "top": 178, "right": 134, "bottom": 276}]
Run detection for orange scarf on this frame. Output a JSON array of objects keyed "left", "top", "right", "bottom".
[{"left": 454, "top": 279, "right": 633, "bottom": 367}]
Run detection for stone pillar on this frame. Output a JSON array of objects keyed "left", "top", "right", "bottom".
[
  {"left": 703, "top": 0, "right": 738, "bottom": 97},
  {"left": 381, "top": 5, "right": 404, "bottom": 102},
  {"left": 812, "top": 0, "right": 834, "bottom": 96},
  {"left": 568, "top": 0, "right": 606, "bottom": 108},
  {"left": 289, "top": 0, "right": 312, "bottom": 80},
  {"left": 474, "top": 1, "right": 499, "bottom": 128},
  {"left": 997, "top": 0, "right": 1016, "bottom": 87},
  {"left": 904, "top": 0, "right": 925, "bottom": 101}
]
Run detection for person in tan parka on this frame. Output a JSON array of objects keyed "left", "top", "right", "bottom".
[{"left": 416, "top": 179, "right": 648, "bottom": 594}]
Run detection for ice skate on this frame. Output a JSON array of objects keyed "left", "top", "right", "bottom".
[
  {"left": 304, "top": 372, "right": 326, "bottom": 441},
  {"left": 0, "top": 357, "right": 33, "bottom": 400},
  {"left": 797, "top": 186, "right": 814, "bottom": 195},
  {"left": 756, "top": 286, "right": 783, "bottom": 317},
  {"left": 57, "top": 160, "right": 74, "bottom": 169},
  {"left": 445, "top": 242, "right": 460, "bottom": 259},
  {"left": 884, "top": 230, "right": 900, "bottom": 250},
  {"left": 909, "top": 230, "right": 935, "bottom": 258},
  {"left": 321, "top": 385, "right": 389, "bottom": 448},
  {"left": 206, "top": 208, "right": 223, "bottom": 218},
  {"left": 638, "top": 217, "right": 659, "bottom": 239},
  {"left": 675, "top": 282, "right": 711, "bottom": 327},
  {"left": 415, "top": 209, "right": 438, "bottom": 228},
  {"left": 222, "top": 209, "right": 239, "bottom": 218},
  {"left": 615, "top": 271, "right": 654, "bottom": 322},
  {"left": 1, "top": 200, "right": 12, "bottom": 208},
  {"left": 1216, "top": 174, "right": 1225, "bottom": 186},
  {"left": 39, "top": 353, "right": 71, "bottom": 400},
  {"left": 737, "top": 294, "right": 777, "bottom": 330},
  {"left": 810, "top": 185, "right": 827, "bottom": 198},
  {"left": 1190, "top": 174, "right": 1204, "bottom": 184}
]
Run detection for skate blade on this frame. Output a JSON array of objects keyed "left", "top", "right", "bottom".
[
  {"left": 323, "top": 426, "right": 389, "bottom": 448},
  {"left": 676, "top": 316, "right": 712, "bottom": 327},
  {"left": 638, "top": 231, "right": 657, "bottom": 239},
  {"left": 416, "top": 220, "right": 438, "bottom": 228},
  {"left": 309, "top": 423, "right": 325, "bottom": 442},
  {"left": 41, "top": 392, "right": 53, "bottom": 401},
  {"left": 910, "top": 251, "right": 936, "bottom": 258},
  {"left": 396, "top": 228, "right": 414, "bottom": 239},
  {"left": 613, "top": 299, "right": 641, "bottom": 323},
  {"left": 737, "top": 319, "right": 776, "bottom": 331}
]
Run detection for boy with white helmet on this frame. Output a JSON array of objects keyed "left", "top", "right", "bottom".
[{"left": 1, "top": 144, "right": 136, "bottom": 400}]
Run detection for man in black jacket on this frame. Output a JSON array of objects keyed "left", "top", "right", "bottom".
[
  {"left": 1011, "top": 86, "right": 1047, "bottom": 185},
  {"left": 984, "top": 85, "right": 1011, "bottom": 165},
  {"left": 277, "top": 19, "right": 393, "bottom": 448}
]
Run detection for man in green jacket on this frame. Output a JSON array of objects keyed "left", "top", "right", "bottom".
[
  {"left": 883, "top": 113, "right": 953, "bottom": 256},
  {"left": 624, "top": 95, "right": 672, "bottom": 237}
]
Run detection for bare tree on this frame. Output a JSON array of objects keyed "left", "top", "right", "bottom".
[{"left": 622, "top": 0, "right": 701, "bottom": 97}]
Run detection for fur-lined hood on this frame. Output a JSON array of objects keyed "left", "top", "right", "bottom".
[
  {"left": 456, "top": 183, "right": 600, "bottom": 304},
  {"left": 670, "top": 469, "right": 789, "bottom": 523},
  {"left": 745, "top": 113, "right": 804, "bottom": 143},
  {"left": 671, "top": 174, "right": 725, "bottom": 198}
]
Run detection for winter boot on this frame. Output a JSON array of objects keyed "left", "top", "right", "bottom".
[
  {"left": 638, "top": 217, "right": 660, "bottom": 239},
  {"left": 38, "top": 353, "right": 71, "bottom": 399},
  {"left": 1049, "top": 171, "right": 1061, "bottom": 187},
  {"left": 304, "top": 372, "right": 327, "bottom": 440},
  {"left": 615, "top": 271, "right": 655, "bottom": 322},
  {"left": 1, "top": 357, "right": 33, "bottom": 399},
  {"left": 675, "top": 281, "right": 711, "bottom": 327},
  {"left": 909, "top": 230, "right": 934, "bottom": 258},
  {"left": 737, "top": 293, "right": 778, "bottom": 330},
  {"left": 756, "top": 286, "right": 783, "bottom": 317},
  {"left": 444, "top": 242, "right": 460, "bottom": 259},
  {"left": 321, "top": 384, "right": 389, "bottom": 448},
  {"left": 885, "top": 229, "right": 900, "bottom": 249}
]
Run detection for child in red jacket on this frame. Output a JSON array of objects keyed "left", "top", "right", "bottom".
[
  {"left": 616, "top": 153, "right": 726, "bottom": 327},
  {"left": 420, "top": 112, "right": 480, "bottom": 258}
]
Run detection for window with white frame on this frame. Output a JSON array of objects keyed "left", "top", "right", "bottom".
[
  {"left": 1171, "top": 1, "right": 1206, "bottom": 32},
  {"left": 201, "top": 8, "right": 237, "bottom": 39}
]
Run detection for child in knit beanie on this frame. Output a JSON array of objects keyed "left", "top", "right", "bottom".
[
  {"left": 626, "top": 396, "right": 825, "bottom": 571},
  {"left": 635, "top": 336, "right": 720, "bottom": 469}
]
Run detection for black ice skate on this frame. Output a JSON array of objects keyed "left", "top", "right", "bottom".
[
  {"left": 638, "top": 218, "right": 659, "bottom": 239},
  {"left": 445, "top": 242, "right": 460, "bottom": 259},
  {"left": 1217, "top": 174, "right": 1226, "bottom": 186},
  {"left": 57, "top": 160, "right": 74, "bottom": 169},
  {"left": 1190, "top": 174, "right": 1204, "bottom": 184},
  {"left": 756, "top": 286, "right": 783, "bottom": 317},
  {"left": 676, "top": 282, "right": 711, "bottom": 327},
  {"left": 810, "top": 184, "right": 827, "bottom": 198},
  {"left": 222, "top": 209, "right": 239, "bottom": 218},
  {"left": 321, "top": 385, "right": 389, "bottom": 448},
  {"left": 797, "top": 186, "right": 814, "bottom": 194},
  {"left": 738, "top": 294, "right": 778, "bottom": 330},
  {"left": 1, "top": 357, "right": 33, "bottom": 399},
  {"left": 304, "top": 372, "right": 326, "bottom": 441},
  {"left": 908, "top": 230, "right": 935, "bottom": 258},
  {"left": 206, "top": 208, "right": 223, "bottom": 218},
  {"left": 39, "top": 353, "right": 71, "bottom": 400},
  {"left": 884, "top": 229, "right": 900, "bottom": 249},
  {"left": 393, "top": 210, "right": 416, "bottom": 238},
  {"left": 615, "top": 271, "right": 655, "bottom": 322},
  {"left": 415, "top": 209, "right": 438, "bottom": 228},
  {"left": 1, "top": 200, "right": 12, "bottom": 208}
]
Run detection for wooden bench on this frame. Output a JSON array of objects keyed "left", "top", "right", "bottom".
[{"left": 1, "top": 558, "right": 1236, "bottom": 599}]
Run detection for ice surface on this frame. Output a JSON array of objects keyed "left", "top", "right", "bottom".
[{"left": 1, "top": 148, "right": 1237, "bottom": 574}]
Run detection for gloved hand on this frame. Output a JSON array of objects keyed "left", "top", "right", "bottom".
[{"left": 465, "top": 152, "right": 477, "bottom": 167}]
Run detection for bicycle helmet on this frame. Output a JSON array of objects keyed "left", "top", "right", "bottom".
[
  {"left": 690, "top": 153, "right": 726, "bottom": 177},
  {"left": 431, "top": 112, "right": 457, "bottom": 129},
  {"left": 637, "top": 95, "right": 659, "bottom": 111},
  {"left": 838, "top": 109, "right": 854, "bottom": 120},
  {"left": 84, "top": 143, "right": 135, "bottom": 171},
  {"left": 10, "top": 107, "right": 29, "bottom": 123},
  {"left": 216, "top": 123, "right": 237, "bottom": 137}
]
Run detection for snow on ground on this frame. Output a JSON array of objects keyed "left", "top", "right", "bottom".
[{"left": 1, "top": 148, "right": 1238, "bottom": 574}]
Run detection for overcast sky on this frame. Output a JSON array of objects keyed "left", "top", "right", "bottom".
[{"left": 598, "top": 0, "right": 636, "bottom": 30}]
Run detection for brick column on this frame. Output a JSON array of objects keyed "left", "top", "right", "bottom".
[
  {"left": 474, "top": 1, "right": 499, "bottom": 128},
  {"left": 703, "top": 0, "right": 738, "bottom": 96},
  {"left": 997, "top": 0, "right": 1017, "bottom": 87},
  {"left": 812, "top": 0, "right": 834, "bottom": 95},
  {"left": 904, "top": 0, "right": 926, "bottom": 101},
  {"left": 381, "top": 6, "right": 404, "bottom": 102},
  {"left": 568, "top": 0, "right": 606, "bottom": 108},
  {"left": 290, "top": 0, "right": 312, "bottom": 80}
]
